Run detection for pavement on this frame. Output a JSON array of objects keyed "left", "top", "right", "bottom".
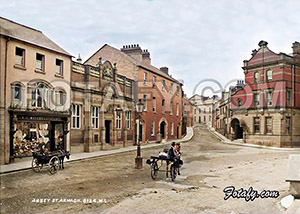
[
  {"left": 0, "top": 127, "right": 194, "bottom": 174},
  {"left": 208, "top": 126, "right": 300, "bottom": 151}
]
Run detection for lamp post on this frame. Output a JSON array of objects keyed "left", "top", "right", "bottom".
[{"left": 135, "top": 100, "right": 143, "bottom": 169}]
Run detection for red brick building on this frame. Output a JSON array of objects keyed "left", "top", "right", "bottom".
[
  {"left": 84, "top": 44, "right": 184, "bottom": 143},
  {"left": 182, "top": 96, "right": 194, "bottom": 135},
  {"left": 230, "top": 41, "right": 300, "bottom": 147}
]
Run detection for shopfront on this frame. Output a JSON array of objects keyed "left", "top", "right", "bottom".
[{"left": 9, "top": 110, "right": 69, "bottom": 160}]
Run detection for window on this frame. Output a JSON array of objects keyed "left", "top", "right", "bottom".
[
  {"left": 15, "top": 47, "right": 25, "bottom": 66},
  {"left": 265, "top": 117, "right": 272, "bottom": 134},
  {"left": 183, "top": 110, "right": 187, "bottom": 115},
  {"left": 237, "top": 98, "right": 242, "bottom": 108},
  {"left": 54, "top": 89, "right": 66, "bottom": 106},
  {"left": 171, "top": 122, "right": 174, "bottom": 135},
  {"left": 143, "top": 94, "right": 147, "bottom": 111},
  {"left": 36, "top": 53, "right": 45, "bottom": 72},
  {"left": 209, "top": 107, "right": 211, "bottom": 113},
  {"left": 170, "top": 83, "right": 174, "bottom": 94},
  {"left": 116, "top": 111, "right": 122, "bottom": 129},
  {"left": 253, "top": 92, "right": 260, "bottom": 107},
  {"left": 91, "top": 106, "right": 99, "bottom": 129},
  {"left": 152, "top": 97, "right": 156, "bottom": 112},
  {"left": 287, "top": 90, "right": 291, "bottom": 106},
  {"left": 170, "top": 101, "right": 173, "bottom": 115},
  {"left": 162, "top": 80, "right": 166, "bottom": 91},
  {"left": 286, "top": 117, "right": 291, "bottom": 135},
  {"left": 11, "top": 83, "right": 23, "bottom": 106},
  {"left": 94, "top": 134, "right": 99, "bottom": 143},
  {"left": 254, "top": 71, "right": 260, "bottom": 83},
  {"left": 209, "top": 115, "right": 211, "bottom": 121},
  {"left": 56, "top": 59, "right": 63, "bottom": 76},
  {"left": 204, "top": 116, "right": 206, "bottom": 122},
  {"left": 125, "top": 111, "right": 131, "bottom": 129},
  {"left": 144, "top": 72, "right": 147, "bottom": 85},
  {"left": 254, "top": 117, "right": 260, "bottom": 134},
  {"left": 194, "top": 116, "right": 196, "bottom": 122},
  {"left": 151, "top": 121, "right": 155, "bottom": 136},
  {"left": 176, "top": 85, "right": 179, "bottom": 96},
  {"left": 153, "top": 76, "right": 156, "bottom": 88},
  {"left": 30, "top": 82, "right": 50, "bottom": 108},
  {"left": 162, "top": 99, "right": 165, "bottom": 114},
  {"left": 266, "top": 70, "right": 273, "bottom": 82},
  {"left": 266, "top": 90, "right": 273, "bottom": 106},
  {"left": 199, "top": 109, "right": 201, "bottom": 113},
  {"left": 176, "top": 103, "right": 179, "bottom": 116},
  {"left": 71, "top": 104, "right": 81, "bottom": 129}
]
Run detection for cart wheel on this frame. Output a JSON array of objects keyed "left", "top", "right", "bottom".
[
  {"left": 49, "top": 156, "right": 59, "bottom": 174},
  {"left": 31, "top": 158, "right": 42, "bottom": 173},
  {"left": 170, "top": 165, "right": 177, "bottom": 182},
  {"left": 151, "top": 162, "right": 158, "bottom": 180}
]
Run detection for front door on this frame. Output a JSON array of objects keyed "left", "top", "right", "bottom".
[
  {"left": 160, "top": 122, "right": 166, "bottom": 139},
  {"left": 51, "top": 122, "right": 64, "bottom": 151},
  {"left": 105, "top": 120, "right": 111, "bottom": 144},
  {"left": 139, "top": 124, "right": 143, "bottom": 141}
]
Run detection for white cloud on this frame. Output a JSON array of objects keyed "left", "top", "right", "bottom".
[{"left": 1, "top": 0, "right": 299, "bottom": 97}]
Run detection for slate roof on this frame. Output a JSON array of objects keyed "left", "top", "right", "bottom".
[{"left": 0, "top": 16, "right": 71, "bottom": 56}]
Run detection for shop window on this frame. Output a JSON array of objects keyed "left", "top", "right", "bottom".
[
  {"left": 151, "top": 121, "right": 155, "bottom": 136},
  {"left": 125, "top": 111, "right": 131, "bottom": 129},
  {"left": 15, "top": 47, "right": 25, "bottom": 66},
  {"left": 265, "top": 117, "right": 272, "bottom": 134},
  {"left": 71, "top": 104, "right": 81, "bottom": 129},
  {"left": 91, "top": 106, "right": 99, "bottom": 129},
  {"left": 266, "top": 70, "right": 273, "bottom": 82},
  {"left": 56, "top": 59, "right": 63, "bottom": 76},
  {"left": 253, "top": 117, "right": 260, "bottom": 134},
  {"left": 36, "top": 53, "right": 45, "bottom": 72},
  {"left": 116, "top": 111, "right": 122, "bottom": 129},
  {"left": 30, "top": 82, "right": 51, "bottom": 108}
]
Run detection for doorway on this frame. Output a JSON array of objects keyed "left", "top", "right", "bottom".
[
  {"left": 105, "top": 120, "right": 111, "bottom": 144},
  {"left": 231, "top": 118, "right": 243, "bottom": 140},
  {"left": 177, "top": 125, "right": 179, "bottom": 139},
  {"left": 160, "top": 121, "right": 166, "bottom": 139}
]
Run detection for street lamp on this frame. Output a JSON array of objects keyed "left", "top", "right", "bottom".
[{"left": 135, "top": 99, "right": 143, "bottom": 169}]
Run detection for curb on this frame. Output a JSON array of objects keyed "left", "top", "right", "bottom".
[
  {"left": 208, "top": 127, "right": 300, "bottom": 151},
  {"left": 0, "top": 127, "right": 194, "bottom": 174}
]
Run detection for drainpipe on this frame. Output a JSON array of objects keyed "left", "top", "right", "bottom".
[
  {"left": 4, "top": 36, "right": 10, "bottom": 163},
  {"left": 291, "top": 64, "right": 295, "bottom": 147}
]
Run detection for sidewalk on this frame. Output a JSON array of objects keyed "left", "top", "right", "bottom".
[
  {"left": 0, "top": 127, "right": 194, "bottom": 174},
  {"left": 208, "top": 127, "right": 300, "bottom": 151}
]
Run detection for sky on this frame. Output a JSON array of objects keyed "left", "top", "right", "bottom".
[{"left": 1, "top": 0, "right": 300, "bottom": 97}]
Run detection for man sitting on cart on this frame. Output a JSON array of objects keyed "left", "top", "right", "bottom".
[{"left": 167, "top": 142, "right": 182, "bottom": 175}]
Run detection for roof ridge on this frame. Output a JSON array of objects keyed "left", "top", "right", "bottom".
[{"left": 0, "top": 16, "right": 42, "bottom": 33}]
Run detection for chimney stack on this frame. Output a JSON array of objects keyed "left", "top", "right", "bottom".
[
  {"left": 292, "top": 41, "right": 300, "bottom": 63},
  {"left": 142, "top": 49, "right": 151, "bottom": 65},
  {"left": 77, "top": 54, "right": 82, "bottom": 63},
  {"left": 120, "top": 44, "right": 142, "bottom": 61},
  {"left": 160, "top": 67, "right": 169, "bottom": 75}
]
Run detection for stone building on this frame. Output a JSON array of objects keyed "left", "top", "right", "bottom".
[
  {"left": 70, "top": 58, "right": 135, "bottom": 152},
  {"left": 213, "top": 91, "right": 231, "bottom": 137},
  {"left": 84, "top": 44, "right": 184, "bottom": 143},
  {"left": 230, "top": 41, "right": 300, "bottom": 147},
  {"left": 182, "top": 96, "right": 194, "bottom": 135},
  {"left": 189, "top": 94, "right": 218, "bottom": 127},
  {"left": 0, "top": 17, "right": 72, "bottom": 164}
]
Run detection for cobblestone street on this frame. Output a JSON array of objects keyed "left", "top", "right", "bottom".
[{"left": 0, "top": 126, "right": 297, "bottom": 214}]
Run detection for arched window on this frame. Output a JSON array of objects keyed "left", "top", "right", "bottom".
[
  {"left": 266, "top": 70, "right": 273, "bottom": 82},
  {"left": 28, "top": 81, "right": 51, "bottom": 108},
  {"left": 11, "top": 82, "right": 25, "bottom": 107},
  {"left": 54, "top": 88, "right": 66, "bottom": 106}
]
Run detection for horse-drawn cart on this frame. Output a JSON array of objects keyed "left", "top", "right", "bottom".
[
  {"left": 31, "top": 150, "right": 69, "bottom": 174},
  {"left": 146, "top": 155, "right": 182, "bottom": 181}
]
